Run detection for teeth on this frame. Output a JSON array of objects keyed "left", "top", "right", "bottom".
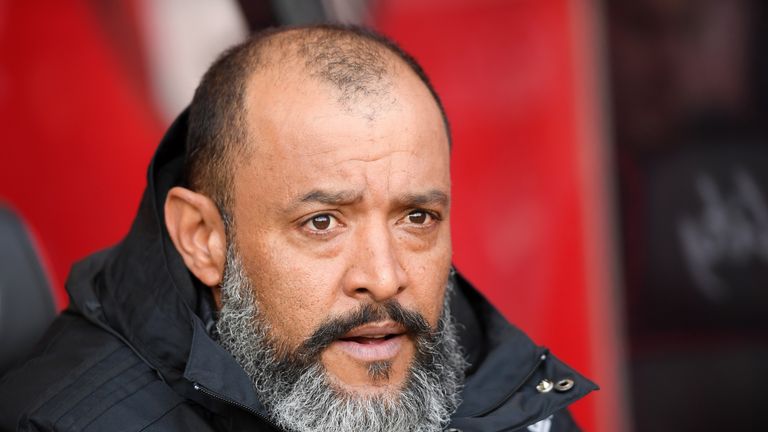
[{"left": 368, "top": 335, "right": 386, "bottom": 339}]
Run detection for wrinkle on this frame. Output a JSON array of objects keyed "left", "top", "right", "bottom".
[{"left": 328, "top": 150, "right": 413, "bottom": 166}]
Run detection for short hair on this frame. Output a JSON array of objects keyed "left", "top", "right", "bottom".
[{"left": 184, "top": 24, "right": 451, "bottom": 212}]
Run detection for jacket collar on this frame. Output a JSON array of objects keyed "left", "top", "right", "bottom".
[{"left": 448, "top": 273, "right": 597, "bottom": 430}]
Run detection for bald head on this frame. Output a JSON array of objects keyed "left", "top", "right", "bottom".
[
  {"left": 184, "top": 24, "right": 450, "bottom": 212},
  {"left": 271, "top": 27, "right": 391, "bottom": 108}
]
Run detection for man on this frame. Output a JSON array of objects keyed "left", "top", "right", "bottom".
[{"left": 0, "top": 25, "right": 595, "bottom": 431}]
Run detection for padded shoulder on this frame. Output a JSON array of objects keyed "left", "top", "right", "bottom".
[{"left": 0, "top": 311, "right": 204, "bottom": 432}]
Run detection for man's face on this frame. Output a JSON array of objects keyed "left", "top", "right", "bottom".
[{"left": 228, "top": 63, "right": 452, "bottom": 394}]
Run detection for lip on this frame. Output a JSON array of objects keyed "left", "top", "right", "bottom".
[
  {"left": 331, "top": 321, "right": 407, "bottom": 362},
  {"left": 340, "top": 321, "right": 406, "bottom": 339}
]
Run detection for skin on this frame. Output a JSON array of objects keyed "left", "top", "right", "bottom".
[{"left": 165, "top": 54, "right": 452, "bottom": 395}]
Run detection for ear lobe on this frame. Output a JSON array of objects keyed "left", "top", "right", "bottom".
[{"left": 164, "top": 187, "right": 227, "bottom": 289}]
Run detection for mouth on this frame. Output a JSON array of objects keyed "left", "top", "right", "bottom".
[{"left": 332, "top": 321, "right": 407, "bottom": 362}]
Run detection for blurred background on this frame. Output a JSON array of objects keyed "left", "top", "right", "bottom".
[{"left": 2, "top": 0, "right": 767, "bottom": 430}]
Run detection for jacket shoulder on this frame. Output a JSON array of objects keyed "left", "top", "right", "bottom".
[{"left": 0, "top": 311, "right": 209, "bottom": 432}]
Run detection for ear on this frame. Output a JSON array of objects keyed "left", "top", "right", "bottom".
[{"left": 164, "top": 187, "right": 227, "bottom": 304}]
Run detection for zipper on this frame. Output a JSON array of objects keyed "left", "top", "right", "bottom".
[{"left": 193, "top": 382, "right": 283, "bottom": 431}]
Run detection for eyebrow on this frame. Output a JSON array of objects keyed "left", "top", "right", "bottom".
[
  {"left": 301, "top": 189, "right": 364, "bottom": 205},
  {"left": 285, "top": 189, "right": 364, "bottom": 213},
  {"left": 395, "top": 189, "right": 450, "bottom": 208},
  {"left": 285, "top": 188, "right": 449, "bottom": 213}
]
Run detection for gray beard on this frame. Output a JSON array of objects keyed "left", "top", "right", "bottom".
[{"left": 214, "top": 246, "right": 467, "bottom": 432}]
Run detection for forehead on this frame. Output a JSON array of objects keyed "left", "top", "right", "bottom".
[{"left": 233, "top": 63, "right": 450, "bottom": 206}]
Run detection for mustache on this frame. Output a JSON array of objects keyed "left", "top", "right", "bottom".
[{"left": 290, "top": 301, "right": 432, "bottom": 364}]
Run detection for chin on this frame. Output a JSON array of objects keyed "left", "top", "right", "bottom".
[{"left": 325, "top": 369, "right": 407, "bottom": 397}]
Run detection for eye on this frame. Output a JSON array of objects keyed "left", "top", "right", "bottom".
[
  {"left": 405, "top": 210, "right": 438, "bottom": 226},
  {"left": 304, "top": 214, "right": 338, "bottom": 232}
]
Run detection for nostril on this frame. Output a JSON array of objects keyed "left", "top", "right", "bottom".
[{"left": 354, "top": 287, "right": 368, "bottom": 294}]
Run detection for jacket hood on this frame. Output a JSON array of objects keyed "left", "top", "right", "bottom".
[
  {"left": 64, "top": 110, "right": 597, "bottom": 431},
  {"left": 66, "top": 109, "right": 217, "bottom": 385}
]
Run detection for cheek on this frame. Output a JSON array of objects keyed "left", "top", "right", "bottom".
[
  {"left": 239, "top": 234, "right": 341, "bottom": 347},
  {"left": 416, "top": 270, "right": 450, "bottom": 328},
  {"left": 402, "top": 234, "right": 452, "bottom": 327}
]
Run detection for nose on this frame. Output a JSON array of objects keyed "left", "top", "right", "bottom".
[{"left": 341, "top": 219, "right": 409, "bottom": 302}]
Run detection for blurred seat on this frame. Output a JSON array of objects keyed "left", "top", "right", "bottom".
[{"left": 0, "top": 204, "right": 56, "bottom": 375}]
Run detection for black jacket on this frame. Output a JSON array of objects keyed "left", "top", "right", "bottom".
[{"left": 0, "top": 111, "right": 597, "bottom": 432}]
